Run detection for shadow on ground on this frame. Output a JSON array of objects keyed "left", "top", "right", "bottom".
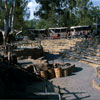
[
  {"left": 44, "top": 52, "right": 60, "bottom": 61},
  {"left": 69, "top": 67, "right": 83, "bottom": 76},
  {"left": 44, "top": 82, "right": 91, "bottom": 100},
  {"left": 61, "top": 87, "right": 91, "bottom": 100},
  {"left": 75, "top": 67, "right": 83, "bottom": 73}
]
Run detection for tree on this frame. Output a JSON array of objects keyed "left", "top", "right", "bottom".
[
  {"left": 0, "top": 0, "right": 16, "bottom": 43},
  {"left": 76, "top": 0, "right": 93, "bottom": 25},
  {"left": 0, "top": 0, "right": 29, "bottom": 43},
  {"left": 35, "top": 0, "right": 77, "bottom": 27},
  {"left": 35, "top": 0, "right": 61, "bottom": 27},
  {"left": 35, "top": 0, "right": 98, "bottom": 28},
  {"left": 25, "top": 18, "right": 39, "bottom": 29},
  {"left": 14, "top": 0, "right": 30, "bottom": 30},
  {"left": 89, "top": 6, "right": 100, "bottom": 25}
]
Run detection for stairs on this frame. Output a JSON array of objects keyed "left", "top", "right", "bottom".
[
  {"left": 41, "top": 38, "right": 100, "bottom": 68},
  {"left": 41, "top": 39, "right": 81, "bottom": 54},
  {"left": 17, "top": 38, "right": 100, "bottom": 68}
]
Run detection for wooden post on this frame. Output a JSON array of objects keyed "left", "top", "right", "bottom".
[
  {"left": 8, "top": 45, "right": 11, "bottom": 65},
  {"left": 45, "top": 84, "right": 48, "bottom": 93},
  {"left": 57, "top": 86, "right": 62, "bottom": 100}
]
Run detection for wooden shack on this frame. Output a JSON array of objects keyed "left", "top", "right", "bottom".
[
  {"left": 48, "top": 27, "right": 68, "bottom": 39},
  {"left": 27, "top": 28, "right": 48, "bottom": 40},
  {"left": 27, "top": 27, "right": 69, "bottom": 39},
  {"left": 70, "top": 26, "right": 91, "bottom": 38}
]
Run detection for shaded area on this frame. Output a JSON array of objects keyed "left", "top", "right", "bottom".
[
  {"left": 0, "top": 61, "right": 60, "bottom": 99},
  {"left": 0, "top": 62, "right": 43, "bottom": 99},
  {"left": 0, "top": 32, "right": 3, "bottom": 45},
  {"left": 75, "top": 67, "right": 83, "bottom": 73},
  {"left": 17, "top": 59, "right": 33, "bottom": 67},
  {"left": 61, "top": 88, "right": 90, "bottom": 100},
  {"left": 68, "top": 67, "right": 83, "bottom": 76},
  {"left": 44, "top": 52, "right": 60, "bottom": 61}
]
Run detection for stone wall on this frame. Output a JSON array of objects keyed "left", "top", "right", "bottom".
[
  {"left": 15, "top": 47, "right": 44, "bottom": 59},
  {"left": 41, "top": 39, "right": 82, "bottom": 54}
]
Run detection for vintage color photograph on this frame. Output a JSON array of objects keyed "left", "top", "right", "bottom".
[{"left": 0, "top": 0, "right": 100, "bottom": 100}]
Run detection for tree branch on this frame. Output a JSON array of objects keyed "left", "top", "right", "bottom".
[
  {"left": 9, "top": 0, "right": 16, "bottom": 35},
  {"left": 9, "top": 6, "right": 13, "bottom": 27},
  {"left": 5, "top": 0, "right": 8, "bottom": 12},
  {"left": 14, "top": 30, "right": 22, "bottom": 35},
  {"left": 16, "top": 31, "right": 22, "bottom": 35},
  {"left": 0, "top": 29, "right": 4, "bottom": 36},
  {"left": 14, "top": 30, "right": 18, "bottom": 33}
]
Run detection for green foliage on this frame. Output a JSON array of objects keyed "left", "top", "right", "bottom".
[
  {"left": 25, "top": 18, "right": 38, "bottom": 28},
  {"left": 0, "top": 0, "right": 30, "bottom": 30},
  {"left": 14, "top": 0, "right": 30, "bottom": 30},
  {"left": 34, "top": 0, "right": 100, "bottom": 28},
  {"left": 35, "top": 0, "right": 61, "bottom": 27}
]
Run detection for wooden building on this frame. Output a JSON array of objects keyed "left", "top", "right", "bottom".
[
  {"left": 70, "top": 26, "right": 91, "bottom": 38},
  {"left": 27, "top": 27, "right": 69, "bottom": 39},
  {"left": 27, "top": 28, "right": 48, "bottom": 40},
  {"left": 48, "top": 27, "right": 69, "bottom": 39},
  {"left": 93, "top": 24, "right": 100, "bottom": 36}
]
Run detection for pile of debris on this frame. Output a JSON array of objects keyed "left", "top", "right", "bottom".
[
  {"left": 23, "top": 57, "right": 76, "bottom": 80},
  {"left": 39, "top": 62, "right": 75, "bottom": 80}
]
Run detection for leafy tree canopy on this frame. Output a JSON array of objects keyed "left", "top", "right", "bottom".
[{"left": 33, "top": 0, "right": 100, "bottom": 28}]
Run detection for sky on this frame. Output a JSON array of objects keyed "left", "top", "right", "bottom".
[
  {"left": 91, "top": 0, "right": 100, "bottom": 6},
  {"left": 27, "top": 0, "right": 39, "bottom": 20},
  {"left": 27, "top": 0, "right": 100, "bottom": 20}
]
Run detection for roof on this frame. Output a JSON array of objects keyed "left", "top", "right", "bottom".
[
  {"left": 27, "top": 27, "right": 68, "bottom": 31},
  {"left": 27, "top": 29, "right": 46, "bottom": 31},
  {"left": 49, "top": 27, "right": 68, "bottom": 30},
  {"left": 71, "top": 26, "right": 89, "bottom": 29}
]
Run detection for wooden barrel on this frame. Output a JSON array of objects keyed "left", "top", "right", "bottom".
[
  {"left": 54, "top": 67, "right": 62, "bottom": 78},
  {"left": 70, "top": 64, "right": 75, "bottom": 72},
  {"left": 62, "top": 68, "right": 69, "bottom": 77},
  {"left": 47, "top": 68, "right": 55, "bottom": 79},
  {"left": 40, "top": 71, "right": 48, "bottom": 80}
]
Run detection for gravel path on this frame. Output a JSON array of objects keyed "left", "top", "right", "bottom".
[{"left": 48, "top": 57, "right": 100, "bottom": 100}]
